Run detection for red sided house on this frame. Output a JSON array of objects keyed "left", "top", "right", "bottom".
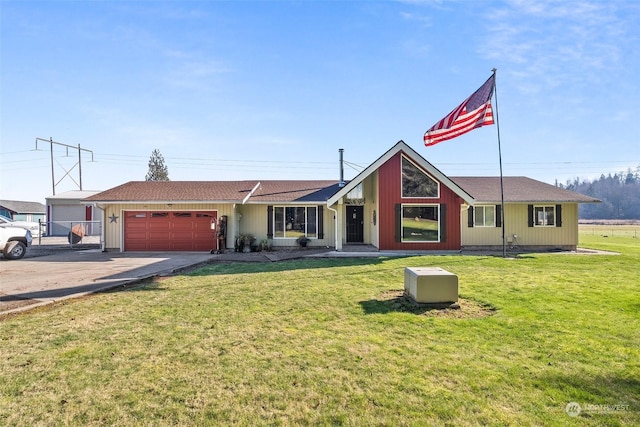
[{"left": 85, "top": 141, "right": 598, "bottom": 253}]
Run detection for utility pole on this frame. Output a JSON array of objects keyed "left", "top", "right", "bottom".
[{"left": 35, "top": 137, "right": 94, "bottom": 195}]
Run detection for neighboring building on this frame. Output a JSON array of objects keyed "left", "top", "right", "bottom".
[
  {"left": 0, "top": 200, "right": 46, "bottom": 223},
  {"left": 85, "top": 141, "right": 599, "bottom": 253},
  {"left": 46, "top": 190, "right": 103, "bottom": 236}
]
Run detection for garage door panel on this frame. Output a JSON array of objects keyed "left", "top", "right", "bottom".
[
  {"left": 173, "top": 222, "right": 195, "bottom": 232},
  {"left": 124, "top": 211, "right": 216, "bottom": 251},
  {"left": 149, "top": 223, "right": 170, "bottom": 230},
  {"left": 126, "top": 231, "right": 148, "bottom": 240}
]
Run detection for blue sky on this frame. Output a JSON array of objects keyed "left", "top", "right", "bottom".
[{"left": 1, "top": 0, "right": 639, "bottom": 204}]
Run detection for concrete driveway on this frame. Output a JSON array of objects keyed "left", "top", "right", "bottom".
[{"left": 0, "top": 250, "right": 214, "bottom": 315}]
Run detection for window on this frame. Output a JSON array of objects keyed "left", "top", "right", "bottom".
[
  {"left": 534, "top": 206, "right": 555, "bottom": 226},
  {"left": 401, "top": 205, "right": 439, "bottom": 242},
  {"left": 345, "top": 183, "right": 365, "bottom": 205},
  {"left": 273, "top": 206, "right": 317, "bottom": 239},
  {"left": 474, "top": 205, "right": 495, "bottom": 227},
  {"left": 401, "top": 156, "right": 439, "bottom": 198}
]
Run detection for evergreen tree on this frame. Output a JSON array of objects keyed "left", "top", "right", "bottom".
[
  {"left": 562, "top": 164, "right": 640, "bottom": 219},
  {"left": 145, "top": 149, "right": 170, "bottom": 181}
]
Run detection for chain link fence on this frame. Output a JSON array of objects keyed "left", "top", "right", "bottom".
[{"left": 35, "top": 220, "right": 102, "bottom": 247}]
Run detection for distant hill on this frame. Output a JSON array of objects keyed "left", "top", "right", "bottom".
[{"left": 559, "top": 166, "right": 640, "bottom": 219}]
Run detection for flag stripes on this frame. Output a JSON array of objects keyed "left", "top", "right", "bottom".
[{"left": 424, "top": 74, "right": 495, "bottom": 146}]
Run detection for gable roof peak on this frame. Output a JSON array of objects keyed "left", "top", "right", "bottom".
[{"left": 327, "top": 140, "right": 474, "bottom": 205}]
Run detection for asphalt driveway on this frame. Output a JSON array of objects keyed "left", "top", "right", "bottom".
[{"left": 0, "top": 250, "right": 214, "bottom": 315}]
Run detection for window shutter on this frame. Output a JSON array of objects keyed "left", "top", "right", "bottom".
[
  {"left": 440, "top": 204, "right": 446, "bottom": 242},
  {"left": 468, "top": 206, "right": 474, "bottom": 228},
  {"left": 556, "top": 204, "right": 562, "bottom": 227},
  {"left": 317, "top": 205, "right": 324, "bottom": 239},
  {"left": 496, "top": 205, "right": 502, "bottom": 228},
  {"left": 267, "top": 205, "right": 273, "bottom": 238},
  {"left": 395, "top": 204, "right": 402, "bottom": 243},
  {"left": 527, "top": 205, "right": 534, "bottom": 227}
]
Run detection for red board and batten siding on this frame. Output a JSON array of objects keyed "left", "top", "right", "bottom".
[{"left": 377, "top": 152, "right": 463, "bottom": 251}]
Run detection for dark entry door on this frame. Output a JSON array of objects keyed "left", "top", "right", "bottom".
[{"left": 346, "top": 206, "right": 364, "bottom": 243}]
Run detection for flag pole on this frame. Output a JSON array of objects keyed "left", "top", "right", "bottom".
[{"left": 491, "top": 68, "right": 506, "bottom": 258}]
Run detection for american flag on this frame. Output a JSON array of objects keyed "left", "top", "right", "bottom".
[{"left": 424, "top": 74, "right": 495, "bottom": 146}]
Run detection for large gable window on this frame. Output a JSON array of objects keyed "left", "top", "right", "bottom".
[
  {"left": 273, "top": 206, "right": 317, "bottom": 239},
  {"left": 401, "top": 156, "right": 439, "bottom": 198},
  {"left": 401, "top": 205, "right": 440, "bottom": 242}
]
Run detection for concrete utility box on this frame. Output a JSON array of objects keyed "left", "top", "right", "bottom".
[{"left": 404, "top": 267, "right": 458, "bottom": 303}]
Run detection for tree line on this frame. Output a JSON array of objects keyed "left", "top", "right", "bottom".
[{"left": 559, "top": 165, "right": 640, "bottom": 219}]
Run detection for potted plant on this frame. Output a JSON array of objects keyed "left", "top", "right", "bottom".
[
  {"left": 238, "top": 234, "right": 255, "bottom": 253},
  {"left": 260, "top": 238, "right": 272, "bottom": 252},
  {"left": 296, "top": 236, "right": 310, "bottom": 248}
]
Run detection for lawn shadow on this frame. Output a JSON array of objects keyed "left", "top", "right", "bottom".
[{"left": 188, "top": 256, "right": 387, "bottom": 276}]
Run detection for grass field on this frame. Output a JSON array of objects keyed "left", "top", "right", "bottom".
[
  {"left": 1, "top": 232, "right": 638, "bottom": 425},
  {"left": 579, "top": 223, "right": 639, "bottom": 239}
]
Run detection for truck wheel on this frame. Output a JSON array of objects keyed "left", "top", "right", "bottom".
[{"left": 3, "top": 241, "right": 27, "bottom": 260}]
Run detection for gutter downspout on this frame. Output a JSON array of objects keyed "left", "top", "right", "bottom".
[
  {"left": 327, "top": 203, "right": 340, "bottom": 252},
  {"left": 92, "top": 203, "right": 107, "bottom": 252}
]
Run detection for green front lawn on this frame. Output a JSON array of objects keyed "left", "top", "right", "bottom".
[{"left": 1, "top": 235, "right": 638, "bottom": 425}]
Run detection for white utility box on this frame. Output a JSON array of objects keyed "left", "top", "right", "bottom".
[{"left": 404, "top": 267, "right": 458, "bottom": 303}]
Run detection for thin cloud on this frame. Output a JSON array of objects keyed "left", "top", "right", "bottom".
[
  {"left": 164, "top": 58, "right": 233, "bottom": 89},
  {"left": 480, "top": 0, "right": 635, "bottom": 94},
  {"left": 399, "top": 11, "right": 433, "bottom": 27}
]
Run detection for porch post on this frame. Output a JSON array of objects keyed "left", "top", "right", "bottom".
[{"left": 335, "top": 199, "right": 344, "bottom": 251}]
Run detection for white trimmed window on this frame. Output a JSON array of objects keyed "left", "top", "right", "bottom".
[
  {"left": 534, "top": 205, "right": 555, "bottom": 227},
  {"left": 474, "top": 205, "right": 496, "bottom": 227},
  {"left": 401, "top": 156, "right": 439, "bottom": 198},
  {"left": 401, "top": 204, "right": 440, "bottom": 242},
  {"left": 273, "top": 206, "right": 317, "bottom": 239}
]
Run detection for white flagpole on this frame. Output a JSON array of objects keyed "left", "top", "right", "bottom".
[{"left": 492, "top": 68, "right": 506, "bottom": 257}]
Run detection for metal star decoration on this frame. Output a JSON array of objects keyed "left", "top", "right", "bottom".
[{"left": 109, "top": 213, "right": 119, "bottom": 223}]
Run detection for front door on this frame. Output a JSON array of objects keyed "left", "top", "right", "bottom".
[{"left": 346, "top": 206, "right": 364, "bottom": 243}]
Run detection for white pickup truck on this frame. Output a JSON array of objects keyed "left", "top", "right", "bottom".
[{"left": 0, "top": 224, "right": 32, "bottom": 260}]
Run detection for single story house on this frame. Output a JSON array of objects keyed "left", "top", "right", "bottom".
[
  {"left": 0, "top": 200, "right": 46, "bottom": 223},
  {"left": 45, "top": 190, "right": 103, "bottom": 236},
  {"left": 85, "top": 141, "right": 599, "bottom": 253}
]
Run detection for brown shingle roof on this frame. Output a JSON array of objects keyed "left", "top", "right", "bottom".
[
  {"left": 450, "top": 177, "right": 600, "bottom": 203},
  {"left": 84, "top": 181, "right": 341, "bottom": 203},
  {"left": 84, "top": 177, "right": 599, "bottom": 205}
]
